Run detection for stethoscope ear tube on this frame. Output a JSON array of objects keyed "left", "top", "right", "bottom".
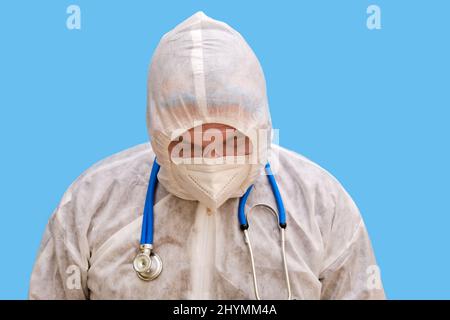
[
  {"left": 264, "top": 163, "right": 287, "bottom": 227},
  {"left": 238, "top": 185, "right": 253, "bottom": 228}
]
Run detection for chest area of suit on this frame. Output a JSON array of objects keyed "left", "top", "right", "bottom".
[{"left": 87, "top": 197, "right": 322, "bottom": 299}]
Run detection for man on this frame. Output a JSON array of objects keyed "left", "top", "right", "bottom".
[{"left": 29, "top": 11, "right": 385, "bottom": 299}]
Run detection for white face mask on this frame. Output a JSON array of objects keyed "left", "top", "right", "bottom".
[{"left": 171, "top": 157, "right": 252, "bottom": 210}]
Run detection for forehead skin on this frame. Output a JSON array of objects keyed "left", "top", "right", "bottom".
[{"left": 190, "top": 123, "right": 234, "bottom": 135}]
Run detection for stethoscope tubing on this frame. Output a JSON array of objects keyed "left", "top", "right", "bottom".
[
  {"left": 238, "top": 163, "right": 287, "bottom": 229},
  {"left": 140, "top": 160, "right": 160, "bottom": 245}
]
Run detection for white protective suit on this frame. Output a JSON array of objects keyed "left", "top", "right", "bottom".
[{"left": 29, "top": 12, "right": 385, "bottom": 300}]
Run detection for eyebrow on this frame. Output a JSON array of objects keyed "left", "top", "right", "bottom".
[{"left": 174, "top": 128, "right": 247, "bottom": 143}]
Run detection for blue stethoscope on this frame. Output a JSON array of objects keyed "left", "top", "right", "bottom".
[{"left": 133, "top": 158, "right": 292, "bottom": 300}]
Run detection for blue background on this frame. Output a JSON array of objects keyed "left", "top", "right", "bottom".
[{"left": 0, "top": 0, "right": 449, "bottom": 299}]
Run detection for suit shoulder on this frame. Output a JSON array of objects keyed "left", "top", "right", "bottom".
[
  {"left": 72, "top": 143, "right": 154, "bottom": 187},
  {"left": 271, "top": 144, "right": 343, "bottom": 192}
]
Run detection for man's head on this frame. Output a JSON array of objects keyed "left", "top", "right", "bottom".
[{"left": 146, "top": 12, "right": 272, "bottom": 209}]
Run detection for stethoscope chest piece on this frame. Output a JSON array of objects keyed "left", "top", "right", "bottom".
[{"left": 133, "top": 244, "right": 163, "bottom": 281}]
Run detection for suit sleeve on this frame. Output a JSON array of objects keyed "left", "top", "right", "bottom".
[
  {"left": 319, "top": 181, "right": 386, "bottom": 300},
  {"left": 29, "top": 187, "right": 90, "bottom": 300}
]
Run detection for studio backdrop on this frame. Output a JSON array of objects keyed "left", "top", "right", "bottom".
[{"left": 0, "top": 0, "right": 449, "bottom": 299}]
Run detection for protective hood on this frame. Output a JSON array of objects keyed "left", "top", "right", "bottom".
[{"left": 146, "top": 11, "right": 272, "bottom": 204}]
